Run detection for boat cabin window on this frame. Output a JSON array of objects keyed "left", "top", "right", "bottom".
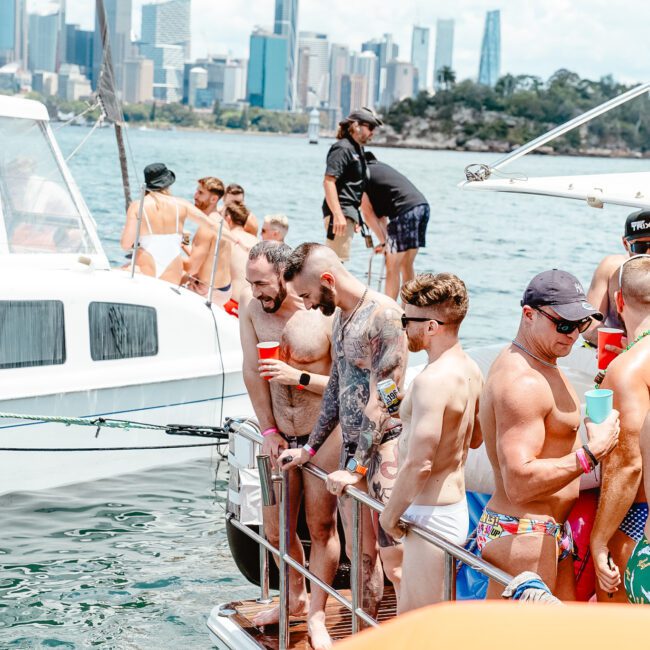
[
  {"left": 0, "top": 300, "right": 66, "bottom": 369},
  {"left": 89, "top": 302, "right": 158, "bottom": 361},
  {"left": 0, "top": 116, "right": 98, "bottom": 255}
]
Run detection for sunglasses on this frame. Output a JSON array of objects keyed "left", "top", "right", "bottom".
[
  {"left": 401, "top": 314, "right": 445, "bottom": 329},
  {"left": 359, "top": 122, "right": 375, "bottom": 131},
  {"left": 629, "top": 240, "right": 650, "bottom": 254},
  {"left": 534, "top": 307, "right": 592, "bottom": 334}
]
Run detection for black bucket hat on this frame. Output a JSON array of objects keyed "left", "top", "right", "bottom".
[{"left": 144, "top": 163, "right": 176, "bottom": 190}]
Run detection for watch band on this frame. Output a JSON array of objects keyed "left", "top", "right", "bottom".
[{"left": 299, "top": 372, "right": 311, "bottom": 386}]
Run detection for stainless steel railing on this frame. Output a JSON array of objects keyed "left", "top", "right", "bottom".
[{"left": 227, "top": 418, "right": 513, "bottom": 649}]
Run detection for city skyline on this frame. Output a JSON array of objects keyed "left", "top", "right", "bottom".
[{"left": 46, "top": 0, "right": 650, "bottom": 84}]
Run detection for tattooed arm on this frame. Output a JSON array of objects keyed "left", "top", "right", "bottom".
[
  {"left": 306, "top": 360, "right": 341, "bottom": 450},
  {"left": 354, "top": 306, "right": 407, "bottom": 467}
]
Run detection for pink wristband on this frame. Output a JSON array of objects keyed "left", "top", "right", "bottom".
[
  {"left": 262, "top": 427, "right": 279, "bottom": 438},
  {"left": 303, "top": 444, "right": 316, "bottom": 457},
  {"left": 576, "top": 448, "right": 592, "bottom": 474}
]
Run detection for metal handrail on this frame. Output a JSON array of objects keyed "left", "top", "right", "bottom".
[{"left": 227, "top": 418, "right": 513, "bottom": 648}]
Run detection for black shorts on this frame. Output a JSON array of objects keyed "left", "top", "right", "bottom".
[
  {"left": 281, "top": 433, "right": 310, "bottom": 449},
  {"left": 386, "top": 203, "right": 429, "bottom": 253},
  {"left": 339, "top": 425, "right": 402, "bottom": 470}
]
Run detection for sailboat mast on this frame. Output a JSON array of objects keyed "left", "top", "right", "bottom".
[{"left": 96, "top": 0, "right": 132, "bottom": 212}]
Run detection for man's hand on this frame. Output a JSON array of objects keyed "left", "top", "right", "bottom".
[
  {"left": 378, "top": 511, "right": 407, "bottom": 541},
  {"left": 585, "top": 409, "right": 620, "bottom": 461},
  {"left": 326, "top": 469, "right": 361, "bottom": 497},
  {"left": 261, "top": 432, "right": 288, "bottom": 467},
  {"left": 332, "top": 213, "right": 347, "bottom": 237},
  {"left": 605, "top": 336, "right": 628, "bottom": 356},
  {"left": 592, "top": 544, "right": 621, "bottom": 594},
  {"left": 277, "top": 446, "right": 309, "bottom": 471},
  {"left": 259, "top": 359, "right": 300, "bottom": 385}
]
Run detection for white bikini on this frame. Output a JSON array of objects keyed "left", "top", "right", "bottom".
[{"left": 139, "top": 200, "right": 183, "bottom": 278}]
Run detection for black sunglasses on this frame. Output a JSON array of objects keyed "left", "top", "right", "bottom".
[
  {"left": 629, "top": 240, "right": 650, "bottom": 255},
  {"left": 401, "top": 314, "right": 445, "bottom": 329},
  {"left": 534, "top": 307, "right": 592, "bottom": 334},
  {"left": 359, "top": 122, "right": 375, "bottom": 131}
]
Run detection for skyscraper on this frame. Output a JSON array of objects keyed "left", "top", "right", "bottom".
[
  {"left": 361, "top": 34, "right": 398, "bottom": 105},
  {"left": 478, "top": 9, "right": 500, "bottom": 87},
  {"left": 93, "top": 0, "right": 132, "bottom": 91},
  {"left": 66, "top": 24, "right": 94, "bottom": 76},
  {"left": 383, "top": 60, "right": 415, "bottom": 106},
  {"left": 410, "top": 26, "right": 429, "bottom": 93},
  {"left": 328, "top": 43, "right": 349, "bottom": 116},
  {"left": 297, "top": 31, "right": 328, "bottom": 107},
  {"left": 0, "top": 0, "right": 28, "bottom": 67},
  {"left": 247, "top": 28, "right": 289, "bottom": 110},
  {"left": 28, "top": 9, "right": 60, "bottom": 72},
  {"left": 433, "top": 19, "right": 454, "bottom": 90},
  {"left": 352, "top": 50, "right": 377, "bottom": 108},
  {"left": 340, "top": 73, "right": 367, "bottom": 117},
  {"left": 273, "top": 0, "right": 298, "bottom": 110}
]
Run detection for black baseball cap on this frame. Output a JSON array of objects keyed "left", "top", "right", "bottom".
[
  {"left": 144, "top": 163, "right": 175, "bottom": 190},
  {"left": 343, "top": 107, "right": 383, "bottom": 128},
  {"left": 624, "top": 210, "right": 650, "bottom": 240},
  {"left": 521, "top": 269, "right": 604, "bottom": 322}
]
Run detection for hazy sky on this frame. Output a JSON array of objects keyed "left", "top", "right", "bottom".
[{"left": 34, "top": 0, "right": 650, "bottom": 84}]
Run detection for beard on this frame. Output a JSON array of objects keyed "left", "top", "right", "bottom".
[
  {"left": 194, "top": 197, "right": 210, "bottom": 212},
  {"left": 407, "top": 331, "right": 425, "bottom": 352},
  {"left": 259, "top": 284, "right": 287, "bottom": 313},
  {"left": 316, "top": 285, "right": 337, "bottom": 316}
]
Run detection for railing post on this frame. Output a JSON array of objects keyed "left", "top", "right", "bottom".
[
  {"left": 350, "top": 497, "right": 363, "bottom": 633},
  {"left": 256, "top": 454, "right": 274, "bottom": 603},
  {"left": 278, "top": 471, "right": 291, "bottom": 649},
  {"left": 443, "top": 551, "right": 455, "bottom": 601}
]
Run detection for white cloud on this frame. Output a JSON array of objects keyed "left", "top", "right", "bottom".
[{"left": 47, "top": 0, "right": 650, "bottom": 83}]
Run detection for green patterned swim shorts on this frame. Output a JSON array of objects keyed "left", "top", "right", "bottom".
[{"left": 625, "top": 533, "right": 650, "bottom": 604}]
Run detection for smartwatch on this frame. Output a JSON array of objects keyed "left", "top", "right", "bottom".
[
  {"left": 345, "top": 457, "right": 367, "bottom": 476},
  {"left": 299, "top": 372, "right": 311, "bottom": 387}
]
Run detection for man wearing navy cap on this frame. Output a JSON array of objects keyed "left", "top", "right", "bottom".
[{"left": 477, "top": 269, "right": 620, "bottom": 599}]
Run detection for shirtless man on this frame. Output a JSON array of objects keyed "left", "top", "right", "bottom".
[
  {"left": 478, "top": 269, "right": 620, "bottom": 598},
  {"left": 239, "top": 241, "right": 341, "bottom": 649},
  {"left": 261, "top": 214, "right": 289, "bottom": 243},
  {"left": 224, "top": 202, "right": 258, "bottom": 314},
  {"left": 379, "top": 273, "right": 483, "bottom": 612},
  {"left": 279, "top": 243, "right": 408, "bottom": 615},
  {"left": 590, "top": 255, "right": 650, "bottom": 601},
  {"left": 224, "top": 183, "right": 259, "bottom": 237},
  {"left": 584, "top": 210, "right": 650, "bottom": 346},
  {"left": 182, "top": 177, "right": 232, "bottom": 307}
]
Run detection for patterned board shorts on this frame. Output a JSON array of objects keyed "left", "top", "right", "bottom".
[
  {"left": 625, "top": 534, "right": 650, "bottom": 604},
  {"left": 386, "top": 203, "right": 430, "bottom": 254}
]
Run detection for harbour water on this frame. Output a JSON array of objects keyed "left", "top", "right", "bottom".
[{"left": 0, "top": 126, "right": 642, "bottom": 648}]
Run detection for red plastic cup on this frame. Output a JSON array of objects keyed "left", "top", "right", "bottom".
[
  {"left": 597, "top": 328, "right": 625, "bottom": 370},
  {"left": 257, "top": 341, "right": 280, "bottom": 380}
]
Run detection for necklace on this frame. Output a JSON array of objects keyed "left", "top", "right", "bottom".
[
  {"left": 337, "top": 287, "right": 368, "bottom": 348},
  {"left": 512, "top": 339, "right": 559, "bottom": 369},
  {"left": 595, "top": 329, "right": 650, "bottom": 386}
]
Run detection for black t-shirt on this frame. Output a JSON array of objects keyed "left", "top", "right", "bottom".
[
  {"left": 365, "top": 159, "right": 427, "bottom": 219},
  {"left": 322, "top": 135, "right": 367, "bottom": 222}
]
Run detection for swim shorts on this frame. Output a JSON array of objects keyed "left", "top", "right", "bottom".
[
  {"left": 625, "top": 533, "right": 650, "bottom": 604},
  {"left": 619, "top": 502, "right": 649, "bottom": 543},
  {"left": 386, "top": 203, "right": 429, "bottom": 254},
  {"left": 223, "top": 298, "right": 239, "bottom": 318}
]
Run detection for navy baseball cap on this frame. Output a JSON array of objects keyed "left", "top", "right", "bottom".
[
  {"left": 521, "top": 269, "right": 604, "bottom": 322},
  {"left": 624, "top": 210, "right": 650, "bottom": 240}
]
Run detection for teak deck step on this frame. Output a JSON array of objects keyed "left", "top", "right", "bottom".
[{"left": 226, "top": 587, "right": 397, "bottom": 649}]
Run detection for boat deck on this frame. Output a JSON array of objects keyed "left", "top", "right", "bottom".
[{"left": 217, "top": 587, "right": 396, "bottom": 649}]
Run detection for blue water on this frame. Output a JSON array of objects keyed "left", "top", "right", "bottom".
[{"left": 0, "top": 126, "right": 642, "bottom": 648}]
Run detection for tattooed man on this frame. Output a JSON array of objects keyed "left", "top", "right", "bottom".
[
  {"left": 279, "top": 243, "right": 408, "bottom": 615},
  {"left": 240, "top": 241, "right": 341, "bottom": 650}
]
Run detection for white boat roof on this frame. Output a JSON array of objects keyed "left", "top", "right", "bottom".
[
  {"left": 0, "top": 95, "right": 49, "bottom": 121},
  {"left": 460, "top": 171, "right": 650, "bottom": 210}
]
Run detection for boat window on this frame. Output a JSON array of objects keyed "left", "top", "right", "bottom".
[
  {"left": 0, "top": 116, "right": 98, "bottom": 255},
  {"left": 0, "top": 301, "right": 66, "bottom": 369},
  {"left": 89, "top": 302, "right": 158, "bottom": 361}
]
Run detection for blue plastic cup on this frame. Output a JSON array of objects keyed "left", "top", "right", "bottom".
[{"left": 585, "top": 389, "right": 613, "bottom": 424}]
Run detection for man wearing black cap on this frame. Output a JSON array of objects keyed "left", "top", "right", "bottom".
[
  {"left": 477, "top": 269, "right": 620, "bottom": 599},
  {"left": 322, "top": 107, "right": 383, "bottom": 262},
  {"left": 585, "top": 210, "right": 650, "bottom": 346}
]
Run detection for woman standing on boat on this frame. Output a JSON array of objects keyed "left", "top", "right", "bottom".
[
  {"left": 121, "top": 163, "right": 220, "bottom": 284},
  {"left": 322, "top": 107, "right": 382, "bottom": 262}
]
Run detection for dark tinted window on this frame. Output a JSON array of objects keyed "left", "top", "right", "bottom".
[
  {"left": 0, "top": 300, "right": 65, "bottom": 369},
  {"left": 89, "top": 302, "right": 158, "bottom": 361}
]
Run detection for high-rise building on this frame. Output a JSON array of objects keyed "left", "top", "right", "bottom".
[
  {"left": 65, "top": 24, "right": 93, "bottom": 76},
  {"left": 93, "top": 0, "right": 132, "bottom": 91},
  {"left": 223, "top": 59, "right": 247, "bottom": 104},
  {"left": 361, "top": 34, "right": 398, "bottom": 105},
  {"left": 410, "top": 26, "right": 429, "bottom": 93},
  {"left": 478, "top": 9, "right": 500, "bottom": 87},
  {"left": 328, "top": 43, "right": 349, "bottom": 115},
  {"left": 0, "top": 0, "right": 28, "bottom": 67},
  {"left": 124, "top": 56, "right": 153, "bottom": 103},
  {"left": 139, "top": 43, "right": 183, "bottom": 102},
  {"left": 28, "top": 9, "right": 60, "bottom": 73},
  {"left": 247, "top": 28, "right": 289, "bottom": 110},
  {"left": 350, "top": 50, "right": 377, "bottom": 109},
  {"left": 433, "top": 18, "right": 454, "bottom": 90},
  {"left": 273, "top": 0, "right": 298, "bottom": 110},
  {"left": 383, "top": 60, "right": 415, "bottom": 106},
  {"left": 141, "top": 0, "right": 190, "bottom": 59},
  {"left": 58, "top": 63, "right": 92, "bottom": 100},
  {"left": 297, "top": 31, "right": 328, "bottom": 107},
  {"left": 340, "top": 73, "right": 367, "bottom": 117},
  {"left": 187, "top": 66, "right": 207, "bottom": 107}
]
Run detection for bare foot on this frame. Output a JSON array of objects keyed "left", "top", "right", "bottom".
[
  {"left": 308, "top": 612, "right": 332, "bottom": 650},
  {"left": 251, "top": 600, "right": 309, "bottom": 627}
]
